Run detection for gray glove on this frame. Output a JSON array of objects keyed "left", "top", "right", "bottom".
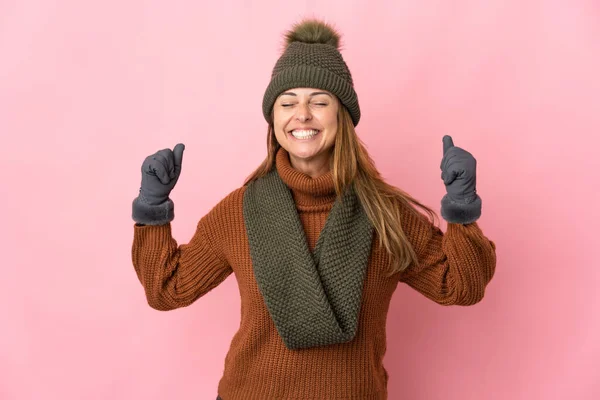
[
  {"left": 132, "top": 143, "right": 185, "bottom": 225},
  {"left": 440, "top": 135, "right": 481, "bottom": 224}
]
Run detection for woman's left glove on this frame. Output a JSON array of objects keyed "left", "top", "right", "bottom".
[{"left": 440, "top": 135, "right": 482, "bottom": 224}]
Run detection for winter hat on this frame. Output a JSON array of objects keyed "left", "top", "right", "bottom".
[{"left": 262, "top": 19, "right": 361, "bottom": 126}]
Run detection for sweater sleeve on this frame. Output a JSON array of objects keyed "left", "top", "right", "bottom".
[
  {"left": 131, "top": 211, "right": 233, "bottom": 311},
  {"left": 398, "top": 208, "right": 497, "bottom": 306}
]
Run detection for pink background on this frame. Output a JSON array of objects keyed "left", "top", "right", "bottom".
[{"left": 2, "top": 0, "right": 599, "bottom": 399}]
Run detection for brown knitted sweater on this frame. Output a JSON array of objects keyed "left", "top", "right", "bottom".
[{"left": 131, "top": 148, "right": 497, "bottom": 399}]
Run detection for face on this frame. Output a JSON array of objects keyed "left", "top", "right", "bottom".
[{"left": 273, "top": 87, "right": 339, "bottom": 168}]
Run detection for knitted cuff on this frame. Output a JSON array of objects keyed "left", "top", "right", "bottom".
[
  {"left": 441, "top": 194, "right": 482, "bottom": 224},
  {"left": 132, "top": 196, "right": 174, "bottom": 225}
]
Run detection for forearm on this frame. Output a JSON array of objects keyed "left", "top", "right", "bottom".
[
  {"left": 400, "top": 222, "right": 496, "bottom": 306},
  {"left": 132, "top": 222, "right": 232, "bottom": 310}
]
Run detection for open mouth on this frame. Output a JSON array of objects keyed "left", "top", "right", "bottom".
[{"left": 289, "top": 129, "right": 320, "bottom": 140}]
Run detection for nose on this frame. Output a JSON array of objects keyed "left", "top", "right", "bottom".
[{"left": 295, "top": 103, "right": 312, "bottom": 122}]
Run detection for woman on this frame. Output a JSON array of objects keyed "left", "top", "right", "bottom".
[{"left": 131, "top": 19, "right": 496, "bottom": 400}]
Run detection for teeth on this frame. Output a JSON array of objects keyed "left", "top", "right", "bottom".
[{"left": 291, "top": 129, "right": 319, "bottom": 139}]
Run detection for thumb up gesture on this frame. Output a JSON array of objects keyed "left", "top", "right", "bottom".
[
  {"left": 140, "top": 144, "right": 185, "bottom": 206},
  {"left": 132, "top": 143, "right": 185, "bottom": 225},
  {"left": 440, "top": 135, "right": 482, "bottom": 224}
]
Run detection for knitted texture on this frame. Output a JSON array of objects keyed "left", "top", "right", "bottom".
[
  {"left": 262, "top": 41, "right": 361, "bottom": 126},
  {"left": 131, "top": 147, "right": 497, "bottom": 399},
  {"left": 243, "top": 166, "right": 373, "bottom": 349}
]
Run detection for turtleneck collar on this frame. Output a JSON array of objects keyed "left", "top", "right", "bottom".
[{"left": 275, "top": 147, "right": 337, "bottom": 207}]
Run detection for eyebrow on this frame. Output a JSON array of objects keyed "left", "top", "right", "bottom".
[{"left": 279, "top": 91, "right": 332, "bottom": 98}]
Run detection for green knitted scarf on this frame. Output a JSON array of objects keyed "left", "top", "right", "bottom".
[{"left": 243, "top": 168, "right": 374, "bottom": 350}]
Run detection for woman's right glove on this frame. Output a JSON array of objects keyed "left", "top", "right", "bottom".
[{"left": 132, "top": 143, "right": 185, "bottom": 225}]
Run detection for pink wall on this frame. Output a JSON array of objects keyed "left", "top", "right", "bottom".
[{"left": 2, "top": 1, "right": 598, "bottom": 399}]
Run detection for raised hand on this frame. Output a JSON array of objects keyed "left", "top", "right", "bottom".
[
  {"left": 440, "top": 135, "right": 477, "bottom": 202},
  {"left": 132, "top": 143, "right": 185, "bottom": 225},
  {"left": 139, "top": 144, "right": 185, "bottom": 205},
  {"left": 440, "top": 135, "right": 481, "bottom": 224}
]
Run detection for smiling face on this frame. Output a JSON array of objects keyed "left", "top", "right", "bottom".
[{"left": 273, "top": 87, "right": 340, "bottom": 176}]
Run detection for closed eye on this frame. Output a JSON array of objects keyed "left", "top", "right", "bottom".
[{"left": 281, "top": 103, "right": 328, "bottom": 107}]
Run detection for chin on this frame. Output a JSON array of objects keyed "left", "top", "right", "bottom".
[
  {"left": 287, "top": 148, "right": 316, "bottom": 159},
  {"left": 289, "top": 145, "right": 332, "bottom": 160}
]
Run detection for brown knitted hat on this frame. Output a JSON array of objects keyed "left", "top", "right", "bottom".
[{"left": 262, "top": 19, "right": 361, "bottom": 126}]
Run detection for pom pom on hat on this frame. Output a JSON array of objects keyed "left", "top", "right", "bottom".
[{"left": 283, "top": 19, "right": 341, "bottom": 50}]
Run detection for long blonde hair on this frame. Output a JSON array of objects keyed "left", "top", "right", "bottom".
[{"left": 244, "top": 105, "right": 440, "bottom": 276}]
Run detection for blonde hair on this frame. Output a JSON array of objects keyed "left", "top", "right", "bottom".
[{"left": 244, "top": 105, "right": 440, "bottom": 276}]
